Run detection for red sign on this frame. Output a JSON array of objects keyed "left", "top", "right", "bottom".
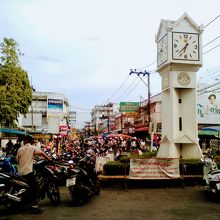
[{"left": 60, "top": 125, "right": 68, "bottom": 131}]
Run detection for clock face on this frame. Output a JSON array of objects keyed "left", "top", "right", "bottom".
[
  {"left": 172, "top": 32, "right": 199, "bottom": 61},
  {"left": 157, "top": 34, "right": 168, "bottom": 67},
  {"left": 177, "top": 72, "right": 191, "bottom": 86}
]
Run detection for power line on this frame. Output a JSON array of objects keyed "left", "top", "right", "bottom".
[
  {"left": 203, "top": 43, "right": 220, "bottom": 55},
  {"left": 114, "top": 76, "right": 139, "bottom": 102},
  {"left": 70, "top": 105, "right": 91, "bottom": 111},
  {"left": 136, "top": 61, "right": 157, "bottom": 71},
  {"left": 109, "top": 75, "right": 130, "bottom": 100},
  {"left": 203, "top": 35, "right": 220, "bottom": 47},
  {"left": 204, "top": 15, "right": 220, "bottom": 28},
  {"left": 119, "top": 78, "right": 141, "bottom": 101}
]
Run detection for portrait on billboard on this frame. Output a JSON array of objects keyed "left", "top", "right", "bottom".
[{"left": 197, "top": 92, "right": 220, "bottom": 124}]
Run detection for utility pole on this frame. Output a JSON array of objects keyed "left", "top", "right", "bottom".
[{"left": 129, "top": 69, "right": 151, "bottom": 124}]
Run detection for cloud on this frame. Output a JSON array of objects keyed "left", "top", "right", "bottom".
[
  {"left": 25, "top": 54, "right": 62, "bottom": 64},
  {"left": 84, "top": 36, "right": 100, "bottom": 43}
]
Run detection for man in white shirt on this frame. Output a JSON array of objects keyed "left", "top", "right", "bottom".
[{"left": 17, "top": 135, "right": 51, "bottom": 213}]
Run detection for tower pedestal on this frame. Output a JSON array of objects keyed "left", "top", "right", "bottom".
[{"left": 157, "top": 141, "right": 202, "bottom": 159}]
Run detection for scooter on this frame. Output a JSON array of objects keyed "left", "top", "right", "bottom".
[
  {"left": 65, "top": 154, "right": 100, "bottom": 204},
  {"left": 0, "top": 159, "right": 60, "bottom": 210},
  {"left": 201, "top": 155, "right": 220, "bottom": 194}
]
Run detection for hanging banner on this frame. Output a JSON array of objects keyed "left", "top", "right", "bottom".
[{"left": 129, "top": 158, "right": 180, "bottom": 179}]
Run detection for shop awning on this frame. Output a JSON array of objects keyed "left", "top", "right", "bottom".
[
  {"left": 200, "top": 126, "right": 220, "bottom": 132},
  {"left": 135, "top": 127, "right": 149, "bottom": 132},
  {"left": 198, "top": 130, "right": 219, "bottom": 137},
  {"left": 200, "top": 126, "right": 220, "bottom": 138},
  {"left": 0, "top": 128, "right": 27, "bottom": 135}
]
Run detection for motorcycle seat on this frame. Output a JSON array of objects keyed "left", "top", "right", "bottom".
[{"left": 4, "top": 172, "right": 28, "bottom": 182}]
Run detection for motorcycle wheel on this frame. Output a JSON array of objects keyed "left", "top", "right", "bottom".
[
  {"left": 69, "top": 184, "right": 88, "bottom": 205},
  {"left": 94, "top": 180, "right": 100, "bottom": 195},
  {"left": 47, "top": 181, "right": 60, "bottom": 205},
  {"left": 3, "top": 189, "right": 23, "bottom": 211}
]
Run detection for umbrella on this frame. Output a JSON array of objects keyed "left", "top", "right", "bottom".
[
  {"left": 200, "top": 126, "right": 220, "bottom": 152},
  {"left": 107, "top": 134, "right": 134, "bottom": 139}
]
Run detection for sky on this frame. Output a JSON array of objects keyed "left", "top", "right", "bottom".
[{"left": 0, "top": 0, "right": 220, "bottom": 128}]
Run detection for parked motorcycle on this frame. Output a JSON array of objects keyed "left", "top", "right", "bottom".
[
  {"left": 0, "top": 159, "right": 60, "bottom": 210},
  {"left": 65, "top": 154, "right": 100, "bottom": 204},
  {"left": 0, "top": 157, "right": 18, "bottom": 175},
  {"left": 201, "top": 155, "right": 220, "bottom": 194}
]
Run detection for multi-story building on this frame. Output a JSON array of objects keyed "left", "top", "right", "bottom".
[
  {"left": 19, "top": 91, "right": 70, "bottom": 134},
  {"left": 90, "top": 103, "right": 119, "bottom": 134},
  {"left": 113, "top": 96, "right": 162, "bottom": 136},
  {"left": 136, "top": 93, "right": 162, "bottom": 133}
]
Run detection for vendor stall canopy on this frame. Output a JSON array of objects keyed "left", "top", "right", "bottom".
[
  {"left": 199, "top": 126, "right": 220, "bottom": 138},
  {"left": 0, "top": 128, "right": 30, "bottom": 136}
]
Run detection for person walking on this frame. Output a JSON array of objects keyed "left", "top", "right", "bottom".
[{"left": 17, "top": 135, "right": 52, "bottom": 214}]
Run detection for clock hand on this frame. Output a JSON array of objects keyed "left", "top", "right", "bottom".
[
  {"left": 178, "top": 43, "right": 188, "bottom": 54},
  {"left": 183, "top": 43, "right": 189, "bottom": 53}
]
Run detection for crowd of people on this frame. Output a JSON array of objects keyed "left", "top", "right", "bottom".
[
  {"left": 0, "top": 135, "right": 161, "bottom": 161},
  {"left": 42, "top": 135, "right": 160, "bottom": 160}
]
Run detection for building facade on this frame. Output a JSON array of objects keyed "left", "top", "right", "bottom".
[
  {"left": 19, "top": 91, "right": 70, "bottom": 134},
  {"left": 90, "top": 103, "right": 119, "bottom": 134}
]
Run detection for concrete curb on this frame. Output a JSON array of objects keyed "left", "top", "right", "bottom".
[{"left": 98, "top": 174, "right": 204, "bottom": 187}]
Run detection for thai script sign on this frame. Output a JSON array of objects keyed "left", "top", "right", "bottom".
[
  {"left": 197, "top": 92, "right": 220, "bottom": 124},
  {"left": 129, "top": 158, "right": 180, "bottom": 179},
  {"left": 120, "top": 102, "right": 140, "bottom": 112}
]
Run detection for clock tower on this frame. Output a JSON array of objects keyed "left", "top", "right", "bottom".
[{"left": 156, "top": 13, "right": 203, "bottom": 159}]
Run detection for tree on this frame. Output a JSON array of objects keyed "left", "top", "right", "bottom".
[{"left": 0, "top": 38, "right": 32, "bottom": 127}]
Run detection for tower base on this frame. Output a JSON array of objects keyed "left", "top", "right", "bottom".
[{"left": 157, "top": 142, "right": 203, "bottom": 159}]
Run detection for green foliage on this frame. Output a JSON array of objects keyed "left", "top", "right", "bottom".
[
  {"left": 119, "top": 151, "right": 158, "bottom": 163},
  {"left": 103, "top": 161, "right": 130, "bottom": 176},
  {"left": 179, "top": 159, "right": 203, "bottom": 175},
  {"left": 0, "top": 38, "right": 32, "bottom": 127},
  {"left": 131, "top": 151, "right": 158, "bottom": 159},
  {"left": 103, "top": 156, "right": 220, "bottom": 176}
]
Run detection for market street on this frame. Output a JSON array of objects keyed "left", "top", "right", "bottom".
[{"left": 1, "top": 185, "right": 220, "bottom": 220}]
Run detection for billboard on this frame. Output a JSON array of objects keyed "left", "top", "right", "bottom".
[
  {"left": 47, "top": 96, "right": 63, "bottom": 117},
  {"left": 120, "top": 102, "right": 140, "bottom": 112},
  {"left": 197, "top": 92, "right": 220, "bottom": 124}
]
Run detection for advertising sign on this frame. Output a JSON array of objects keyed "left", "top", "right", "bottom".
[
  {"left": 129, "top": 158, "right": 180, "bottom": 179},
  {"left": 69, "top": 111, "right": 77, "bottom": 126},
  {"left": 47, "top": 96, "right": 63, "bottom": 117},
  {"left": 197, "top": 92, "right": 220, "bottom": 124},
  {"left": 120, "top": 102, "right": 140, "bottom": 112}
]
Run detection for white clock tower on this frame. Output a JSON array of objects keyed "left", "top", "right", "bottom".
[{"left": 156, "top": 13, "right": 203, "bottom": 159}]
